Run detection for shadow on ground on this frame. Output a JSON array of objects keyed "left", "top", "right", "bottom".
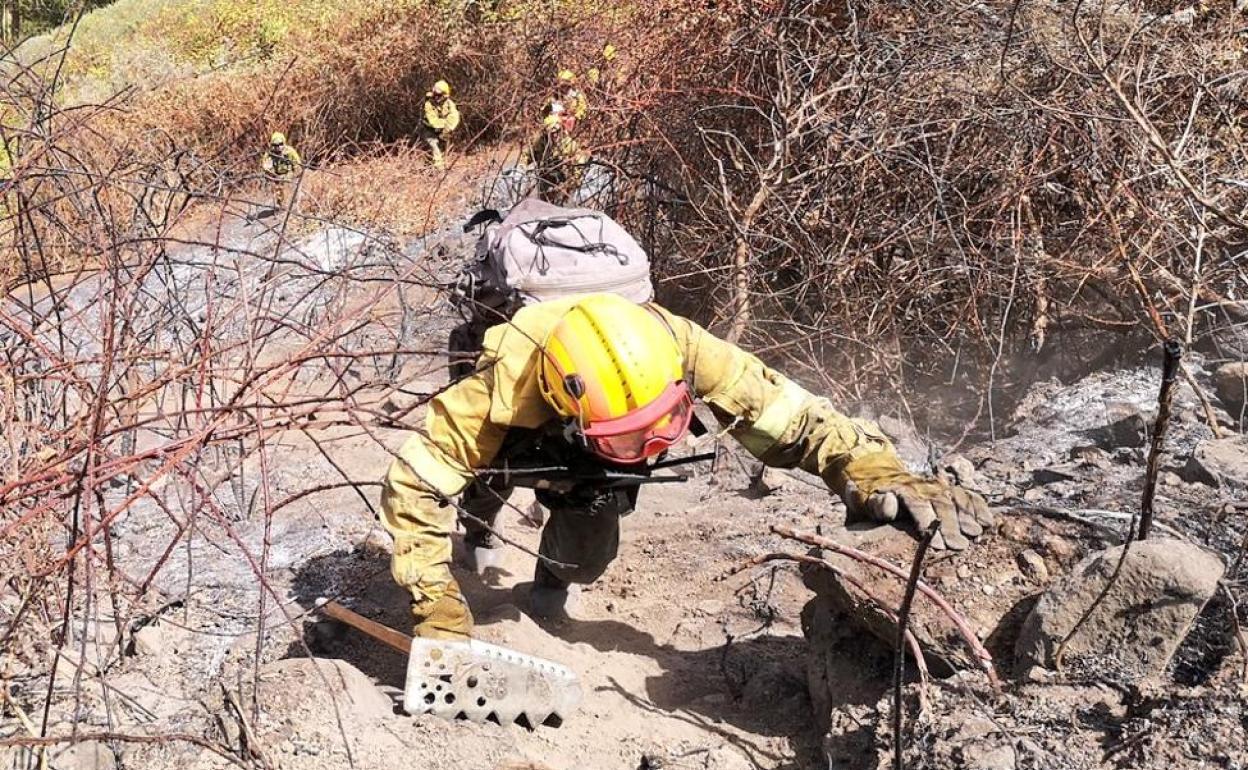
[{"left": 288, "top": 541, "right": 839, "bottom": 768}]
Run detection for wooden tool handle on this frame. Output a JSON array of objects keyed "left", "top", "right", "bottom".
[{"left": 317, "top": 599, "right": 412, "bottom": 655}]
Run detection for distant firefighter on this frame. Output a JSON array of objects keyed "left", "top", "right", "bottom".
[
  {"left": 553, "top": 68, "right": 587, "bottom": 126},
  {"left": 527, "top": 111, "right": 588, "bottom": 204},
  {"left": 421, "top": 79, "right": 461, "bottom": 170},
  {"left": 260, "top": 131, "right": 302, "bottom": 209}
]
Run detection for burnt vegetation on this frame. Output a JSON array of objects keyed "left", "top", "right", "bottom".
[{"left": 1, "top": 0, "right": 1247, "bottom": 767}]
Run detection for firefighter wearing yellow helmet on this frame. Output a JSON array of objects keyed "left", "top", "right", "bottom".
[
  {"left": 260, "top": 131, "right": 302, "bottom": 210},
  {"left": 553, "top": 68, "right": 588, "bottom": 123},
  {"left": 524, "top": 110, "right": 588, "bottom": 204},
  {"left": 421, "top": 79, "right": 461, "bottom": 169},
  {"left": 381, "top": 293, "right": 994, "bottom": 639}
]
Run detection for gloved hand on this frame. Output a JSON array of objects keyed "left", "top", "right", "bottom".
[
  {"left": 411, "top": 578, "right": 473, "bottom": 640},
  {"left": 838, "top": 451, "right": 994, "bottom": 551}
]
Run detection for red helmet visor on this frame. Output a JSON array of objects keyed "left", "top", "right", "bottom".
[{"left": 582, "top": 382, "right": 694, "bottom": 463}]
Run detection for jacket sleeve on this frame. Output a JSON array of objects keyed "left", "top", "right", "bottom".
[
  {"left": 658, "top": 310, "right": 899, "bottom": 497},
  {"left": 260, "top": 153, "right": 274, "bottom": 173},
  {"left": 287, "top": 147, "right": 302, "bottom": 167},
  {"left": 380, "top": 370, "right": 507, "bottom": 602},
  {"left": 444, "top": 102, "right": 461, "bottom": 133}
]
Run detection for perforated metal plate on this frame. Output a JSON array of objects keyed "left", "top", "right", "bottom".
[{"left": 403, "top": 637, "right": 581, "bottom": 727}]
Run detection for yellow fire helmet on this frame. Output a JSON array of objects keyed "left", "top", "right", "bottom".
[
  {"left": 557, "top": 69, "right": 576, "bottom": 84},
  {"left": 432, "top": 79, "right": 451, "bottom": 96},
  {"left": 270, "top": 131, "right": 286, "bottom": 145},
  {"left": 538, "top": 294, "right": 693, "bottom": 464}
]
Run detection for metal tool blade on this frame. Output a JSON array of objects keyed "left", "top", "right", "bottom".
[
  {"left": 403, "top": 637, "right": 582, "bottom": 727},
  {"left": 315, "top": 600, "right": 581, "bottom": 727}
]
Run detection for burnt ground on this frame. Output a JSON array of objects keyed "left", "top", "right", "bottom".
[{"left": 2, "top": 190, "right": 1247, "bottom": 770}]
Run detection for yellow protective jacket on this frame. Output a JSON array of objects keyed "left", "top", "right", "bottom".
[
  {"left": 380, "top": 296, "right": 897, "bottom": 606},
  {"left": 525, "top": 129, "right": 585, "bottom": 171},
  {"left": 423, "top": 96, "right": 461, "bottom": 134},
  {"left": 261, "top": 146, "right": 301, "bottom": 177},
  {"left": 560, "top": 88, "right": 588, "bottom": 121}
]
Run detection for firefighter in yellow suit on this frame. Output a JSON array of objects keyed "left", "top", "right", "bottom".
[
  {"left": 381, "top": 294, "right": 993, "bottom": 639},
  {"left": 421, "top": 79, "right": 461, "bottom": 169},
  {"left": 526, "top": 112, "right": 588, "bottom": 204},
  {"left": 260, "top": 132, "right": 301, "bottom": 209}
]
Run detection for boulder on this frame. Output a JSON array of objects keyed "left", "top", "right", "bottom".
[
  {"left": 1016, "top": 538, "right": 1224, "bottom": 680},
  {"left": 1017, "top": 550, "right": 1049, "bottom": 582},
  {"left": 1180, "top": 435, "right": 1248, "bottom": 490},
  {"left": 941, "top": 454, "right": 978, "bottom": 488},
  {"left": 1079, "top": 407, "right": 1148, "bottom": 450},
  {"left": 799, "top": 522, "right": 1050, "bottom": 679},
  {"left": 1215, "top": 362, "right": 1248, "bottom": 419}
]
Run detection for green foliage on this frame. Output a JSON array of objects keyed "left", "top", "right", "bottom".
[
  {"left": 19, "top": 0, "right": 428, "bottom": 101},
  {"left": 2, "top": 0, "right": 113, "bottom": 42}
]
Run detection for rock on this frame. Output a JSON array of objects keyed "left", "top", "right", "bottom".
[
  {"left": 1000, "top": 518, "right": 1031, "bottom": 542},
  {"left": 1031, "top": 466, "right": 1079, "bottom": 485},
  {"left": 1081, "top": 407, "right": 1149, "bottom": 450},
  {"left": 131, "top": 620, "right": 180, "bottom": 657},
  {"left": 802, "top": 527, "right": 986, "bottom": 677},
  {"left": 956, "top": 564, "right": 972, "bottom": 580},
  {"left": 952, "top": 714, "right": 998, "bottom": 742},
  {"left": 960, "top": 742, "right": 1016, "bottom": 770},
  {"left": 941, "top": 454, "right": 977, "bottom": 488},
  {"left": 51, "top": 741, "right": 116, "bottom": 770},
  {"left": 1069, "top": 445, "right": 1111, "bottom": 467},
  {"left": 1180, "top": 435, "right": 1248, "bottom": 489},
  {"left": 1017, "top": 549, "right": 1049, "bottom": 582},
  {"left": 1039, "top": 535, "right": 1077, "bottom": 563},
  {"left": 748, "top": 463, "right": 790, "bottom": 496},
  {"left": 1015, "top": 538, "right": 1224, "bottom": 679}
]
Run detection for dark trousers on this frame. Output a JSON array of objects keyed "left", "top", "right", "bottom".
[{"left": 460, "top": 473, "right": 637, "bottom": 587}]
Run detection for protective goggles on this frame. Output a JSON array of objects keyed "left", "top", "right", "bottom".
[{"left": 581, "top": 381, "right": 694, "bottom": 464}]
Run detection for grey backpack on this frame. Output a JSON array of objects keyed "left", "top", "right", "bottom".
[
  {"left": 455, "top": 198, "right": 652, "bottom": 315},
  {"left": 449, "top": 198, "right": 654, "bottom": 376}
]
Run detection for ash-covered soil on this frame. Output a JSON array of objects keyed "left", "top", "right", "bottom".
[{"left": 4, "top": 200, "right": 1247, "bottom": 770}]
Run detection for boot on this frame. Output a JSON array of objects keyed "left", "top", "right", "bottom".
[
  {"left": 529, "top": 561, "right": 582, "bottom": 620},
  {"left": 462, "top": 531, "right": 503, "bottom": 575}
]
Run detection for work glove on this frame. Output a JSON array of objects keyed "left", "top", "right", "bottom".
[
  {"left": 838, "top": 451, "right": 994, "bottom": 551},
  {"left": 411, "top": 578, "right": 473, "bottom": 640}
]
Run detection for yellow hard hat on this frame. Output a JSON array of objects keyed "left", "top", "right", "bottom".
[
  {"left": 432, "top": 79, "right": 451, "bottom": 96},
  {"left": 539, "top": 295, "right": 692, "bottom": 464},
  {"left": 557, "top": 69, "right": 576, "bottom": 84},
  {"left": 270, "top": 132, "right": 286, "bottom": 145}
]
